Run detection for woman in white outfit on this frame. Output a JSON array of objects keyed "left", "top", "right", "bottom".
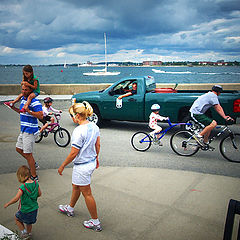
[{"left": 58, "top": 101, "right": 102, "bottom": 231}]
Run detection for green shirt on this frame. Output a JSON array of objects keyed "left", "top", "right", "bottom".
[
  {"left": 19, "top": 181, "right": 39, "bottom": 213},
  {"left": 28, "top": 75, "right": 40, "bottom": 94}
]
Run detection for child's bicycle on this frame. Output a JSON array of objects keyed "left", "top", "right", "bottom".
[
  {"left": 131, "top": 119, "right": 191, "bottom": 152},
  {"left": 170, "top": 120, "right": 240, "bottom": 163},
  {"left": 35, "top": 113, "right": 70, "bottom": 147}
]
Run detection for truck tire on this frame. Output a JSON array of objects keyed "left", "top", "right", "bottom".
[
  {"left": 87, "top": 105, "right": 103, "bottom": 127},
  {"left": 180, "top": 115, "right": 203, "bottom": 133}
]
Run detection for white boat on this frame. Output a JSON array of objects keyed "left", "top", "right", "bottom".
[
  {"left": 83, "top": 33, "right": 120, "bottom": 76},
  {"left": 64, "top": 60, "right": 68, "bottom": 68},
  {"left": 152, "top": 69, "right": 166, "bottom": 73}
]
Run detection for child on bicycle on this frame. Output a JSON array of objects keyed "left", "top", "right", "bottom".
[
  {"left": 149, "top": 104, "right": 169, "bottom": 146},
  {"left": 4, "top": 65, "right": 40, "bottom": 113},
  {"left": 39, "top": 97, "right": 62, "bottom": 133},
  {"left": 4, "top": 165, "right": 42, "bottom": 239}
]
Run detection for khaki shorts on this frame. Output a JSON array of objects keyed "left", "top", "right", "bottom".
[{"left": 16, "top": 132, "right": 35, "bottom": 154}]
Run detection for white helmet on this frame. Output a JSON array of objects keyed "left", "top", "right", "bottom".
[{"left": 151, "top": 104, "right": 160, "bottom": 111}]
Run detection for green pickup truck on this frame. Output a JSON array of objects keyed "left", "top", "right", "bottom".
[{"left": 72, "top": 76, "right": 240, "bottom": 126}]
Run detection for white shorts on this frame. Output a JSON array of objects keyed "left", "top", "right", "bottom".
[
  {"left": 16, "top": 132, "right": 35, "bottom": 154},
  {"left": 72, "top": 160, "right": 96, "bottom": 186},
  {"left": 150, "top": 125, "right": 162, "bottom": 133}
]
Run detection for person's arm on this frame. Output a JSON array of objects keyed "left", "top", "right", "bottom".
[
  {"left": 11, "top": 105, "right": 21, "bottom": 114},
  {"left": 95, "top": 136, "right": 100, "bottom": 169},
  {"left": 26, "top": 109, "right": 43, "bottom": 120},
  {"left": 50, "top": 106, "right": 62, "bottom": 113},
  {"left": 4, "top": 189, "right": 23, "bottom": 208},
  {"left": 118, "top": 92, "right": 132, "bottom": 99},
  {"left": 22, "top": 79, "right": 37, "bottom": 90},
  {"left": 38, "top": 186, "right": 42, "bottom": 197},
  {"left": 214, "top": 104, "right": 233, "bottom": 120},
  {"left": 58, "top": 147, "right": 80, "bottom": 175}
]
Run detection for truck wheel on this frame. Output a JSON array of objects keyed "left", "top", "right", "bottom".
[
  {"left": 181, "top": 115, "right": 203, "bottom": 133},
  {"left": 87, "top": 106, "right": 103, "bottom": 127}
]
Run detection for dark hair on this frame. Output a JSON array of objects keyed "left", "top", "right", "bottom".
[
  {"left": 22, "top": 65, "right": 34, "bottom": 82},
  {"left": 212, "top": 85, "right": 223, "bottom": 93}
]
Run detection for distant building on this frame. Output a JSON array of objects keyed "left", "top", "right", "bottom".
[{"left": 143, "top": 61, "right": 162, "bottom": 66}]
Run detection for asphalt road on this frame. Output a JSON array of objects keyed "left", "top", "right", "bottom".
[{"left": 0, "top": 101, "right": 240, "bottom": 177}]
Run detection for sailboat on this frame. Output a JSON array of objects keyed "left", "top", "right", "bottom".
[
  {"left": 64, "top": 60, "right": 68, "bottom": 68},
  {"left": 83, "top": 33, "right": 120, "bottom": 76}
]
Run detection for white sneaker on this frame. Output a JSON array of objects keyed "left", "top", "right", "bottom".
[
  {"left": 83, "top": 219, "right": 102, "bottom": 232},
  {"left": 58, "top": 204, "right": 74, "bottom": 217}
]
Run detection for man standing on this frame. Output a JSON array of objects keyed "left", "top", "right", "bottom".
[
  {"left": 190, "top": 85, "right": 233, "bottom": 145},
  {"left": 10, "top": 84, "right": 43, "bottom": 181}
]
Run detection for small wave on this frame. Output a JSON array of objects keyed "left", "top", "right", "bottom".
[
  {"left": 152, "top": 69, "right": 192, "bottom": 74},
  {"left": 152, "top": 69, "right": 240, "bottom": 75}
]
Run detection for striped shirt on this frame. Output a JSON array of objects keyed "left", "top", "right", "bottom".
[{"left": 20, "top": 97, "right": 42, "bottom": 134}]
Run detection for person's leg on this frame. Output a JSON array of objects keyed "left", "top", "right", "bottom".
[
  {"left": 69, "top": 184, "right": 81, "bottom": 208},
  {"left": 16, "top": 148, "right": 37, "bottom": 177},
  {"left": 10, "top": 93, "right": 23, "bottom": 105},
  {"left": 26, "top": 224, "right": 32, "bottom": 234},
  {"left": 15, "top": 216, "right": 25, "bottom": 231},
  {"left": 80, "top": 185, "right": 98, "bottom": 219},
  {"left": 40, "top": 123, "right": 48, "bottom": 132},
  {"left": 199, "top": 120, "right": 217, "bottom": 143},
  {"left": 51, "top": 117, "right": 55, "bottom": 123},
  {"left": 23, "top": 92, "right": 36, "bottom": 110}
]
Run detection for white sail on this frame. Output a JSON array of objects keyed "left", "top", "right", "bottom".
[{"left": 83, "top": 33, "right": 120, "bottom": 76}]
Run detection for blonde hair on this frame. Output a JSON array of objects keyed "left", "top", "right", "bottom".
[
  {"left": 69, "top": 101, "right": 93, "bottom": 120},
  {"left": 17, "top": 165, "right": 31, "bottom": 183}
]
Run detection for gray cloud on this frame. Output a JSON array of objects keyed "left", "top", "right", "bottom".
[{"left": 0, "top": 0, "right": 239, "bottom": 63}]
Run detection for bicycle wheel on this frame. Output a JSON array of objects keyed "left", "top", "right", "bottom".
[
  {"left": 54, "top": 128, "right": 71, "bottom": 147},
  {"left": 35, "top": 126, "right": 43, "bottom": 143},
  {"left": 220, "top": 133, "right": 240, "bottom": 163},
  {"left": 131, "top": 132, "right": 152, "bottom": 152},
  {"left": 170, "top": 130, "right": 199, "bottom": 156}
]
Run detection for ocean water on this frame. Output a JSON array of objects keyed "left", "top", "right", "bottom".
[{"left": 0, "top": 65, "right": 239, "bottom": 84}]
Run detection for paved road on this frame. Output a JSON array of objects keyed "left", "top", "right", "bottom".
[{"left": 0, "top": 101, "right": 240, "bottom": 177}]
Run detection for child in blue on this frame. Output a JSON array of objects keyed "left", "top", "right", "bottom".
[{"left": 4, "top": 165, "right": 42, "bottom": 239}]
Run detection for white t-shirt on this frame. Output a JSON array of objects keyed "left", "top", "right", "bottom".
[
  {"left": 149, "top": 112, "right": 167, "bottom": 129},
  {"left": 71, "top": 122, "right": 100, "bottom": 164},
  {"left": 42, "top": 106, "right": 61, "bottom": 117},
  {"left": 190, "top": 91, "right": 219, "bottom": 115}
]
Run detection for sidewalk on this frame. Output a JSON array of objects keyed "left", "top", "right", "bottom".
[{"left": 0, "top": 167, "right": 239, "bottom": 240}]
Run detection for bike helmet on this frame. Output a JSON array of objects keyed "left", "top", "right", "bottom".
[
  {"left": 212, "top": 85, "right": 223, "bottom": 93},
  {"left": 44, "top": 97, "right": 53, "bottom": 103},
  {"left": 151, "top": 104, "right": 160, "bottom": 111}
]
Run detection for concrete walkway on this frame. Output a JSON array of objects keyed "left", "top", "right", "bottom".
[{"left": 0, "top": 167, "right": 240, "bottom": 240}]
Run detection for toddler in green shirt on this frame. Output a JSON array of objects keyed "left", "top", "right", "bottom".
[{"left": 4, "top": 165, "right": 42, "bottom": 239}]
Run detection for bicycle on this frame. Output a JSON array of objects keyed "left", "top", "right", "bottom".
[
  {"left": 170, "top": 121, "right": 240, "bottom": 163},
  {"left": 131, "top": 119, "right": 191, "bottom": 152},
  {"left": 35, "top": 113, "right": 71, "bottom": 147}
]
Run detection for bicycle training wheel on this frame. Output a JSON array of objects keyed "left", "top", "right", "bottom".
[
  {"left": 220, "top": 133, "right": 240, "bottom": 163},
  {"left": 170, "top": 130, "right": 199, "bottom": 156},
  {"left": 54, "top": 128, "right": 71, "bottom": 147},
  {"left": 131, "top": 132, "right": 152, "bottom": 152},
  {"left": 35, "top": 126, "right": 43, "bottom": 143}
]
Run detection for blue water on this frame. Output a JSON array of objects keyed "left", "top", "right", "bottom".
[{"left": 0, "top": 65, "right": 239, "bottom": 84}]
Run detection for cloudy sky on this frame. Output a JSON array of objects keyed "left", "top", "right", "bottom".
[{"left": 0, "top": 0, "right": 240, "bottom": 64}]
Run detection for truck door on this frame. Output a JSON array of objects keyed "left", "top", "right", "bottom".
[{"left": 102, "top": 79, "right": 144, "bottom": 121}]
